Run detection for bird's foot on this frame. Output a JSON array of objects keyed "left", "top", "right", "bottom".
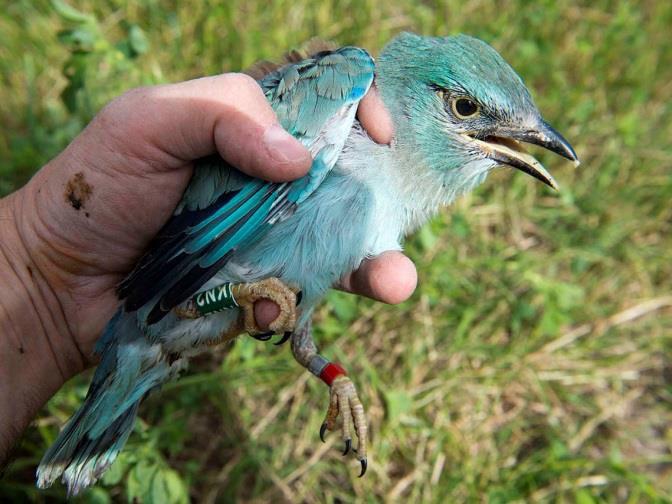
[
  {"left": 320, "top": 374, "right": 368, "bottom": 477},
  {"left": 231, "top": 277, "right": 298, "bottom": 337},
  {"left": 173, "top": 301, "right": 200, "bottom": 319},
  {"left": 173, "top": 278, "right": 299, "bottom": 344}
]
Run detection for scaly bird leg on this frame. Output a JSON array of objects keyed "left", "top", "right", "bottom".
[
  {"left": 291, "top": 321, "right": 368, "bottom": 477},
  {"left": 174, "top": 278, "right": 299, "bottom": 339}
]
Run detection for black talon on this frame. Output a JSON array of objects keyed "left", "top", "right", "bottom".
[
  {"left": 296, "top": 290, "right": 303, "bottom": 305},
  {"left": 250, "top": 331, "right": 274, "bottom": 342},
  {"left": 319, "top": 423, "right": 328, "bottom": 443},
  {"left": 359, "top": 458, "right": 367, "bottom": 478},
  {"left": 343, "top": 439, "right": 351, "bottom": 456},
  {"left": 274, "top": 332, "right": 292, "bottom": 346}
]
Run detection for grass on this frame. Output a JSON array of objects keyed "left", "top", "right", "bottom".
[{"left": 1, "top": 0, "right": 671, "bottom": 502}]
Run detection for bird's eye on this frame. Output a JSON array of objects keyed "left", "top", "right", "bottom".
[{"left": 451, "top": 98, "right": 480, "bottom": 119}]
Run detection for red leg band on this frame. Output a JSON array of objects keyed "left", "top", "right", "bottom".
[{"left": 319, "top": 362, "right": 347, "bottom": 386}]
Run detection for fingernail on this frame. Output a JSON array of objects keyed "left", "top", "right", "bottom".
[{"left": 263, "top": 124, "right": 310, "bottom": 165}]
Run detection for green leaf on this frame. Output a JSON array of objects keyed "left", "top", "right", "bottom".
[
  {"left": 384, "top": 389, "right": 413, "bottom": 424},
  {"left": 575, "top": 488, "right": 597, "bottom": 504},
  {"left": 327, "top": 292, "right": 359, "bottom": 323},
  {"left": 417, "top": 225, "right": 437, "bottom": 252},
  {"left": 102, "top": 452, "right": 132, "bottom": 486},
  {"left": 82, "top": 487, "right": 112, "bottom": 504},
  {"left": 60, "top": 54, "right": 89, "bottom": 113},
  {"left": 237, "top": 335, "right": 256, "bottom": 362},
  {"left": 453, "top": 307, "right": 476, "bottom": 345},
  {"left": 51, "top": 0, "right": 94, "bottom": 24},
  {"left": 128, "top": 25, "right": 150, "bottom": 56},
  {"left": 127, "top": 460, "right": 158, "bottom": 503},
  {"left": 61, "top": 82, "right": 81, "bottom": 114},
  {"left": 450, "top": 212, "right": 471, "bottom": 238},
  {"left": 57, "top": 28, "right": 96, "bottom": 52},
  {"left": 151, "top": 468, "right": 189, "bottom": 504},
  {"left": 550, "top": 439, "right": 569, "bottom": 459}
]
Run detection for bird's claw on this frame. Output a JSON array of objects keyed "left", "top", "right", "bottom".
[
  {"left": 274, "top": 332, "right": 292, "bottom": 346},
  {"left": 250, "top": 331, "right": 274, "bottom": 342},
  {"left": 320, "top": 376, "right": 368, "bottom": 475},
  {"left": 249, "top": 330, "right": 292, "bottom": 346},
  {"left": 359, "top": 458, "right": 368, "bottom": 477},
  {"left": 232, "top": 278, "right": 299, "bottom": 337},
  {"left": 351, "top": 444, "right": 367, "bottom": 476}
]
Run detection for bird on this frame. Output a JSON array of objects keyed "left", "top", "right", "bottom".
[{"left": 36, "top": 32, "right": 578, "bottom": 495}]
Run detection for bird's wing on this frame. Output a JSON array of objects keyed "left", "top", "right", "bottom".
[{"left": 117, "top": 46, "right": 375, "bottom": 323}]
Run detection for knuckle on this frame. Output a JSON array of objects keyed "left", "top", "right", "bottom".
[
  {"left": 109, "top": 85, "right": 154, "bottom": 110},
  {"left": 222, "top": 72, "right": 262, "bottom": 98},
  {"left": 97, "top": 85, "right": 155, "bottom": 126}
]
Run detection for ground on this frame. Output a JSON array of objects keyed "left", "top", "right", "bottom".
[{"left": 0, "top": 1, "right": 670, "bottom": 502}]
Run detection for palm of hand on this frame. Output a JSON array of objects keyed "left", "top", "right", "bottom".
[{"left": 21, "top": 111, "right": 195, "bottom": 358}]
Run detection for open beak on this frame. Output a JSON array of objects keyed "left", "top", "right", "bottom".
[{"left": 466, "top": 120, "right": 579, "bottom": 190}]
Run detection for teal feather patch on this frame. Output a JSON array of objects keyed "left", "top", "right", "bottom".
[{"left": 118, "top": 45, "right": 374, "bottom": 323}]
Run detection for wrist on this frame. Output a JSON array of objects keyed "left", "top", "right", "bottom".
[{"left": 0, "top": 191, "right": 83, "bottom": 464}]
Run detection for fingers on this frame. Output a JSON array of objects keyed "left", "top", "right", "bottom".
[
  {"left": 357, "top": 84, "right": 395, "bottom": 145},
  {"left": 254, "top": 251, "right": 416, "bottom": 329},
  {"left": 99, "top": 74, "right": 312, "bottom": 182},
  {"left": 340, "top": 251, "right": 417, "bottom": 304},
  {"left": 97, "top": 74, "right": 391, "bottom": 182},
  {"left": 254, "top": 299, "right": 280, "bottom": 331}
]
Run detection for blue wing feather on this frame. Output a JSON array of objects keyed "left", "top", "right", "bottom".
[{"left": 118, "top": 46, "right": 374, "bottom": 322}]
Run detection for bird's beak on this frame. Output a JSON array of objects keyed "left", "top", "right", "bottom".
[{"left": 466, "top": 120, "right": 579, "bottom": 190}]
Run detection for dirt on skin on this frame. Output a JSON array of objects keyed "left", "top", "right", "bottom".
[{"left": 64, "top": 171, "right": 92, "bottom": 211}]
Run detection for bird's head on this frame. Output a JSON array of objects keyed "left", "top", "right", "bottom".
[{"left": 376, "top": 33, "right": 578, "bottom": 194}]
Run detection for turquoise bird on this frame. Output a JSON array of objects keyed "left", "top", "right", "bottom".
[{"left": 37, "top": 33, "right": 578, "bottom": 494}]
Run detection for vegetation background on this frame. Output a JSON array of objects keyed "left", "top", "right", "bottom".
[{"left": 1, "top": 0, "right": 670, "bottom": 502}]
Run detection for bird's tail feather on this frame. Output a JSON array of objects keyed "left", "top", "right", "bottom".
[
  {"left": 36, "top": 310, "right": 173, "bottom": 496},
  {"left": 36, "top": 400, "right": 140, "bottom": 496}
]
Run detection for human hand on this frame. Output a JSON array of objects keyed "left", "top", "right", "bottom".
[{"left": 3, "top": 74, "right": 416, "bottom": 382}]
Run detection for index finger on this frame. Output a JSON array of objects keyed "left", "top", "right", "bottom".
[
  {"left": 356, "top": 84, "right": 395, "bottom": 145},
  {"left": 339, "top": 251, "right": 417, "bottom": 304}
]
